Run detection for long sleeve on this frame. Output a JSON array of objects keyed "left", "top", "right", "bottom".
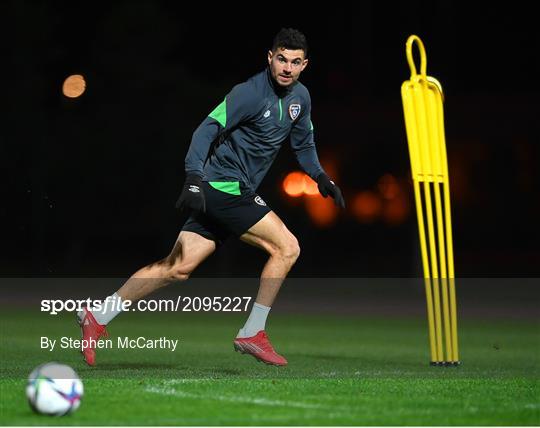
[
  {"left": 289, "top": 93, "right": 324, "bottom": 180},
  {"left": 184, "top": 118, "right": 220, "bottom": 178},
  {"left": 185, "top": 82, "right": 261, "bottom": 177}
]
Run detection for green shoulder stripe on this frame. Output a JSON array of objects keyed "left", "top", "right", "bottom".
[
  {"left": 208, "top": 98, "right": 227, "bottom": 127},
  {"left": 208, "top": 181, "right": 241, "bottom": 195}
]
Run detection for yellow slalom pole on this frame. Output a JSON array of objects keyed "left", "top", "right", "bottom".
[
  {"left": 413, "top": 182, "right": 438, "bottom": 363},
  {"left": 421, "top": 180, "right": 443, "bottom": 363},
  {"left": 402, "top": 78, "right": 438, "bottom": 363},
  {"left": 443, "top": 154, "right": 459, "bottom": 364},
  {"left": 434, "top": 78, "right": 459, "bottom": 365},
  {"left": 401, "top": 35, "right": 460, "bottom": 366},
  {"left": 425, "top": 83, "right": 453, "bottom": 362},
  {"left": 413, "top": 76, "right": 444, "bottom": 364}
]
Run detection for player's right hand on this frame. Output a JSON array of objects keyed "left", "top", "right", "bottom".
[{"left": 175, "top": 174, "right": 206, "bottom": 213}]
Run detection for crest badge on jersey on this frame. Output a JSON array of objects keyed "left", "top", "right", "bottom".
[
  {"left": 254, "top": 196, "right": 267, "bottom": 206},
  {"left": 289, "top": 104, "right": 301, "bottom": 121}
]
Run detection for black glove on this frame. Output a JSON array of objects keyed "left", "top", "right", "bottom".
[
  {"left": 175, "top": 174, "right": 206, "bottom": 213},
  {"left": 316, "top": 173, "right": 345, "bottom": 209}
]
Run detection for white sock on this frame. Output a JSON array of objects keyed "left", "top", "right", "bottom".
[
  {"left": 236, "top": 302, "right": 271, "bottom": 338},
  {"left": 91, "top": 293, "right": 124, "bottom": 325}
]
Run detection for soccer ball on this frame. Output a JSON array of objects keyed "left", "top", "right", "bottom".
[{"left": 26, "top": 362, "right": 83, "bottom": 416}]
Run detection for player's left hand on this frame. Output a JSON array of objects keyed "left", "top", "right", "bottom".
[
  {"left": 316, "top": 173, "right": 345, "bottom": 209},
  {"left": 175, "top": 174, "right": 206, "bottom": 213}
]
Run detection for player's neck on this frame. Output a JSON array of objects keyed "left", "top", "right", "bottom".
[{"left": 266, "top": 67, "right": 292, "bottom": 98}]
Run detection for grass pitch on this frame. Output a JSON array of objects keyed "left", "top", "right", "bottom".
[{"left": 0, "top": 308, "right": 538, "bottom": 425}]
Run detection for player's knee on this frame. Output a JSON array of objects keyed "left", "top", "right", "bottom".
[
  {"left": 168, "top": 262, "right": 194, "bottom": 282},
  {"left": 169, "top": 269, "right": 190, "bottom": 282},
  {"left": 281, "top": 236, "right": 300, "bottom": 265}
]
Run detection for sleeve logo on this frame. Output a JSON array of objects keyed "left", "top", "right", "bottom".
[{"left": 289, "top": 104, "right": 301, "bottom": 121}]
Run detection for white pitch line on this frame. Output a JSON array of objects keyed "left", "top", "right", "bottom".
[
  {"left": 144, "top": 379, "right": 360, "bottom": 418},
  {"left": 145, "top": 380, "right": 364, "bottom": 420},
  {"left": 145, "top": 385, "right": 335, "bottom": 412},
  {"left": 163, "top": 379, "right": 215, "bottom": 385}
]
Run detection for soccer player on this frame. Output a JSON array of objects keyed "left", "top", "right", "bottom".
[{"left": 78, "top": 28, "right": 345, "bottom": 366}]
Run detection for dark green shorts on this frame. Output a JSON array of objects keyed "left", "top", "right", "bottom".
[{"left": 181, "top": 182, "right": 271, "bottom": 244}]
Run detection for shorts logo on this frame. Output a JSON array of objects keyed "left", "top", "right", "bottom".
[
  {"left": 254, "top": 196, "right": 266, "bottom": 206},
  {"left": 289, "top": 104, "right": 301, "bottom": 121}
]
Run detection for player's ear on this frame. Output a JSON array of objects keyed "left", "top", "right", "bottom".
[
  {"left": 267, "top": 50, "right": 273, "bottom": 65},
  {"left": 301, "top": 58, "right": 309, "bottom": 71}
]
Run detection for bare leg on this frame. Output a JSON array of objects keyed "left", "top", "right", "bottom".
[
  {"left": 232, "top": 212, "right": 297, "bottom": 365},
  {"left": 116, "top": 231, "right": 216, "bottom": 302},
  {"left": 240, "top": 211, "right": 300, "bottom": 306}
]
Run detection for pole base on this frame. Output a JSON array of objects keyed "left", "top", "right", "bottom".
[{"left": 430, "top": 361, "right": 461, "bottom": 367}]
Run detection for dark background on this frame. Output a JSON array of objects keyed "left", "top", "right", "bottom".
[{"left": 3, "top": 1, "right": 539, "bottom": 278}]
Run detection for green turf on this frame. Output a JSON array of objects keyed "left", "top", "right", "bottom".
[{"left": 1, "top": 309, "right": 539, "bottom": 425}]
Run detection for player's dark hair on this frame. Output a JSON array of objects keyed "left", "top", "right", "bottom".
[{"left": 272, "top": 28, "right": 308, "bottom": 57}]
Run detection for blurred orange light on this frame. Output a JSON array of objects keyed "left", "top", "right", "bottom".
[
  {"left": 62, "top": 74, "right": 86, "bottom": 98},
  {"left": 377, "top": 174, "right": 400, "bottom": 200},
  {"left": 383, "top": 196, "right": 410, "bottom": 225},
  {"left": 303, "top": 175, "right": 319, "bottom": 195},
  {"left": 352, "top": 191, "right": 382, "bottom": 223},
  {"left": 305, "top": 194, "right": 338, "bottom": 227},
  {"left": 283, "top": 172, "right": 305, "bottom": 197}
]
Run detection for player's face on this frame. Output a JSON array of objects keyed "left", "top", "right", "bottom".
[{"left": 267, "top": 48, "right": 308, "bottom": 87}]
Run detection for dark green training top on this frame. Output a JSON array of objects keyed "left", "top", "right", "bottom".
[{"left": 185, "top": 68, "right": 325, "bottom": 191}]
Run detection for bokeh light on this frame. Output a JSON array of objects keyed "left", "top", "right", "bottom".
[
  {"left": 62, "top": 74, "right": 86, "bottom": 98},
  {"left": 382, "top": 196, "right": 410, "bottom": 225},
  {"left": 377, "top": 174, "right": 400, "bottom": 200},
  {"left": 305, "top": 194, "right": 338, "bottom": 227},
  {"left": 351, "top": 191, "right": 383, "bottom": 223},
  {"left": 303, "top": 175, "right": 319, "bottom": 195},
  {"left": 283, "top": 172, "right": 305, "bottom": 197}
]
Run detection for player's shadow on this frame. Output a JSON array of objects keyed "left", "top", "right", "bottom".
[
  {"left": 292, "top": 353, "right": 362, "bottom": 361},
  {"left": 202, "top": 368, "right": 242, "bottom": 376}
]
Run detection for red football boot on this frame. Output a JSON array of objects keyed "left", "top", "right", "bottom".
[
  {"left": 233, "top": 331, "right": 287, "bottom": 366},
  {"left": 77, "top": 308, "right": 109, "bottom": 366}
]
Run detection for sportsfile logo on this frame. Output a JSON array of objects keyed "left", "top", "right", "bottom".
[{"left": 41, "top": 296, "right": 252, "bottom": 315}]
